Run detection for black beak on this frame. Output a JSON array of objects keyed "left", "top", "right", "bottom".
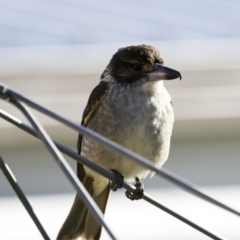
[{"left": 149, "top": 63, "right": 182, "bottom": 81}]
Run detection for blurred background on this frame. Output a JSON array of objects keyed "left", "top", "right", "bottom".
[{"left": 0, "top": 0, "right": 240, "bottom": 239}]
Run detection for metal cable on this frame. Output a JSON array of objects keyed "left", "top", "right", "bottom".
[
  {"left": 0, "top": 155, "right": 50, "bottom": 240},
  {"left": 9, "top": 99, "right": 117, "bottom": 240},
  {"left": 0, "top": 108, "right": 228, "bottom": 240},
  {"left": 0, "top": 83, "right": 239, "bottom": 218}
]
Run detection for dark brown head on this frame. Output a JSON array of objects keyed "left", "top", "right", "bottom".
[{"left": 102, "top": 44, "right": 181, "bottom": 84}]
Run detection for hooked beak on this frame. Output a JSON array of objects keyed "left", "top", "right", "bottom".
[{"left": 148, "top": 63, "right": 182, "bottom": 81}]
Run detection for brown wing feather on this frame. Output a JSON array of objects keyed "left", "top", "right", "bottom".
[{"left": 77, "top": 81, "right": 108, "bottom": 180}]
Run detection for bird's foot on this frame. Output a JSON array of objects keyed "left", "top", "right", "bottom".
[
  {"left": 110, "top": 170, "right": 124, "bottom": 191},
  {"left": 125, "top": 177, "right": 144, "bottom": 200}
]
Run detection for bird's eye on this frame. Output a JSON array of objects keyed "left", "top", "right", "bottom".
[{"left": 132, "top": 64, "right": 142, "bottom": 71}]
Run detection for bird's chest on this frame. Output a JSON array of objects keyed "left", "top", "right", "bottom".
[
  {"left": 116, "top": 93, "right": 172, "bottom": 155},
  {"left": 82, "top": 85, "right": 174, "bottom": 180},
  {"left": 89, "top": 88, "right": 173, "bottom": 161},
  {"left": 111, "top": 95, "right": 163, "bottom": 141}
]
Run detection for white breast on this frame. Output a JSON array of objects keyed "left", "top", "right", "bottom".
[{"left": 81, "top": 80, "right": 174, "bottom": 194}]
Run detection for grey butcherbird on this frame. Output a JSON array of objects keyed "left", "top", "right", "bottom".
[{"left": 57, "top": 45, "right": 181, "bottom": 240}]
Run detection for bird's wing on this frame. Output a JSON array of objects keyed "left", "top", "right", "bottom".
[
  {"left": 57, "top": 81, "right": 109, "bottom": 240},
  {"left": 81, "top": 81, "right": 108, "bottom": 127},
  {"left": 77, "top": 80, "right": 108, "bottom": 180}
]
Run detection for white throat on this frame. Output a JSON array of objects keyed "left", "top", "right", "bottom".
[{"left": 142, "top": 80, "right": 164, "bottom": 94}]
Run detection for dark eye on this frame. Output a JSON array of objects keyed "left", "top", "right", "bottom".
[{"left": 132, "top": 64, "right": 142, "bottom": 71}]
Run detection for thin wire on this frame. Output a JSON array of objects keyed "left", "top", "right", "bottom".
[
  {"left": 1, "top": 83, "right": 239, "bottom": 217},
  {"left": 10, "top": 99, "right": 117, "bottom": 240},
  {"left": 142, "top": 193, "right": 227, "bottom": 240},
  {"left": 0, "top": 155, "right": 50, "bottom": 240},
  {"left": 0, "top": 109, "right": 229, "bottom": 240}
]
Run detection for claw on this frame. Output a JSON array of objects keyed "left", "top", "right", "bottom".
[
  {"left": 125, "top": 177, "right": 144, "bottom": 200},
  {"left": 110, "top": 170, "right": 124, "bottom": 191}
]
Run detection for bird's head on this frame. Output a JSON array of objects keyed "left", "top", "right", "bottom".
[{"left": 102, "top": 45, "right": 181, "bottom": 86}]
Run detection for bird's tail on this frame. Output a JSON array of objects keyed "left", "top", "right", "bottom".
[{"left": 57, "top": 175, "right": 111, "bottom": 240}]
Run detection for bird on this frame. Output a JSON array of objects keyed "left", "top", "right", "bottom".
[{"left": 57, "top": 44, "right": 181, "bottom": 240}]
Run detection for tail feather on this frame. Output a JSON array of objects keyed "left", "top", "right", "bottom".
[
  {"left": 57, "top": 176, "right": 111, "bottom": 240},
  {"left": 57, "top": 176, "right": 93, "bottom": 240},
  {"left": 85, "top": 185, "right": 111, "bottom": 240}
]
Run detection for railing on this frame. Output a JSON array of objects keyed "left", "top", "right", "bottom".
[{"left": 0, "top": 82, "right": 239, "bottom": 240}]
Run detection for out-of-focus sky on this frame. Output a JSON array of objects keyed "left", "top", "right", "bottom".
[{"left": 0, "top": 0, "right": 240, "bottom": 47}]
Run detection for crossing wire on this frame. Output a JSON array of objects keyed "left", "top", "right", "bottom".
[
  {"left": 0, "top": 109, "right": 227, "bottom": 240},
  {"left": 0, "top": 82, "right": 238, "bottom": 239},
  {"left": 0, "top": 83, "right": 239, "bottom": 217},
  {"left": 11, "top": 98, "right": 117, "bottom": 240},
  {"left": 0, "top": 155, "right": 50, "bottom": 240}
]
